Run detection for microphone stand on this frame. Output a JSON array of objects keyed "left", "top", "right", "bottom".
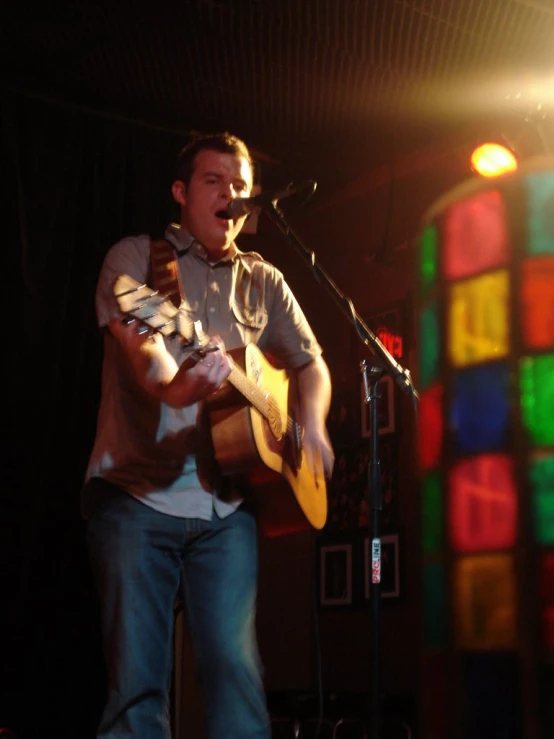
[{"left": 261, "top": 198, "right": 419, "bottom": 739}]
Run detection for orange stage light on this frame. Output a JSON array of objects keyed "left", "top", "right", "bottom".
[{"left": 470, "top": 142, "right": 518, "bottom": 177}]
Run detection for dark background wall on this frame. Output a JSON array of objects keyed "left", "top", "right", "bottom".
[{"left": 4, "top": 87, "right": 469, "bottom": 738}]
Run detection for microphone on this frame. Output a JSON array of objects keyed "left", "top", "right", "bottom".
[{"left": 225, "top": 180, "right": 316, "bottom": 219}]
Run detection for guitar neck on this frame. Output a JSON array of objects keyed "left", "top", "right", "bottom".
[
  {"left": 227, "top": 364, "right": 270, "bottom": 418},
  {"left": 226, "top": 354, "right": 291, "bottom": 441}
]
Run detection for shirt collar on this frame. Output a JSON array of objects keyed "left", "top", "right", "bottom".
[{"left": 164, "top": 222, "right": 240, "bottom": 264}]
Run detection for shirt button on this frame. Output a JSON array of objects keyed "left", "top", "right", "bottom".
[{"left": 209, "top": 307, "right": 216, "bottom": 313}]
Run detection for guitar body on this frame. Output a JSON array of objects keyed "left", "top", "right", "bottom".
[{"left": 206, "top": 344, "right": 328, "bottom": 537}]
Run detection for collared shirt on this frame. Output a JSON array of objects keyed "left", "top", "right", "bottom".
[{"left": 85, "top": 224, "right": 322, "bottom": 519}]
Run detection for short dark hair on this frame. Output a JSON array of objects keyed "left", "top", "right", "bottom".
[{"left": 175, "top": 131, "right": 252, "bottom": 186}]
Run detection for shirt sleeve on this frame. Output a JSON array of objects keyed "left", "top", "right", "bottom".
[
  {"left": 262, "top": 265, "right": 323, "bottom": 369},
  {"left": 95, "top": 236, "right": 150, "bottom": 328}
]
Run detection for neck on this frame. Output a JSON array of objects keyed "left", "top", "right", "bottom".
[{"left": 204, "top": 241, "right": 235, "bottom": 262}]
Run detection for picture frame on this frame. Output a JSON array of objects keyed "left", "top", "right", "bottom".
[
  {"left": 318, "top": 541, "right": 354, "bottom": 607},
  {"left": 361, "top": 374, "right": 395, "bottom": 438},
  {"left": 363, "top": 533, "right": 401, "bottom": 599}
]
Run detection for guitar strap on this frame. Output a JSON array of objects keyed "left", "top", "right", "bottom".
[
  {"left": 149, "top": 238, "right": 184, "bottom": 309},
  {"left": 149, "top": 237, "right": 203, "bottom": 349}
]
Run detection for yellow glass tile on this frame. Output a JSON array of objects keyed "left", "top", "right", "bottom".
[
  {"left": 454, "top": 553, "right": 517, "bottom": 649},
  {"left": 448, "top": 271, "right": 510, "bottom": 367}
]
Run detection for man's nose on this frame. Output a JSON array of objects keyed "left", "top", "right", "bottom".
[{"left": 220, "top": 183, "right": 238, "bottom": 199}]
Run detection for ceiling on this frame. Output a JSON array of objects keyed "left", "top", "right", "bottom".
[{"left": 3, "top": 0, "right": 554, "bottom": 195}]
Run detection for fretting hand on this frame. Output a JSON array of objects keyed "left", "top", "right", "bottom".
[{"left": 168, "top": 335, "right": 232, "bottom": 407}]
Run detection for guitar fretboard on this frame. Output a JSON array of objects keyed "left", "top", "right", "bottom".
[{"left": 228, "top": 364, "right": 283, "bottom": 423}]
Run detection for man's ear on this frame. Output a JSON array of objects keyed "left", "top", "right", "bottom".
[{"left": 172, "top": 180, "right": 187, "bottom": 206}]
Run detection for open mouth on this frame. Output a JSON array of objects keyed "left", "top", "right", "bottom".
[{"left": 215, "top": 209, "right": 232, "bottom": 221}]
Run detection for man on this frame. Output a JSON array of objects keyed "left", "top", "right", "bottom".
[{"left": 83, "top": 131, "right": 334, "bottom": 739}]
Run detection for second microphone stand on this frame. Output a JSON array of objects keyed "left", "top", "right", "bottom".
[
  {"left": 261, "top": 195, "right": 419, "bottom": 739},
  {"left": 360, "top": 361, "right": 386, "bottom": 739}
]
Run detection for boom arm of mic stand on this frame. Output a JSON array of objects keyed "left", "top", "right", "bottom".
[{"left": 263, "top": 201, "right": 420, "bottom": 401}]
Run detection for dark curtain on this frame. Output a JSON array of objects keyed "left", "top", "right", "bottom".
[{"left": 2, "top": 88, "right": 188, "bottom": 739}]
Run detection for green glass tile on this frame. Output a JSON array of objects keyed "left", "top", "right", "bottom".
[
  {"left": 419, "top": 302, "right": 440, "bottom": 389},
  {"left": 423, "top": 562, "right": 447, "bottom": 648},
  {"left": 420, "top": 224, "right": 438, "bottom": 294},
  {"left": 525, "top": 172, "right": 554, "bottom": 256},
  {"left": 422, "top": 472, "right": 443, "bottom": 552},
  {"left": 530, "top": 454, "right": 554, "bottom": 545},
  {"left": 520, "top": 354, "right": 554, "bottom": 447}
]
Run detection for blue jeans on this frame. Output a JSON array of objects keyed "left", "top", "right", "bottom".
[{"left": 86, "top": 479, "right": 270, "bottom": 739}]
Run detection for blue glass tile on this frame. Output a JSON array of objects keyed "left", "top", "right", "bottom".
[{"left": 450, "top": 362, "right": 510, "bottom": 455}]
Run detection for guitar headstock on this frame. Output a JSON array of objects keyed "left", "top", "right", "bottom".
[
  {"left": 114, "top": 272, "right": 210, "bottom": 354},
  {"left": 113, "top": 275, "right": 218, "bottom": 369},
  {"left": 113, "top": 274, "right": 183, "bottom": 337}
]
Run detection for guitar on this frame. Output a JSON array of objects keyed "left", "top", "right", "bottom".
[{"left": 113, "top": 274, "right": 327, "bottom": 536}]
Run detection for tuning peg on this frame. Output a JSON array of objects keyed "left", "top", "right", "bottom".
[
  {"left": 132, "top": 300, "right": 159, "bottom": 313},
  {"left": 121, "top": 316, "right": 136, "bottom": 326}
]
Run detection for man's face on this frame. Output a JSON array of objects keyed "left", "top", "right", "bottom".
[{"left": 173, "top": 149, "right": 252, "bottom": 258}]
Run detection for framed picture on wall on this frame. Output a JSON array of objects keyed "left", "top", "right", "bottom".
[
  {"left": 360, "top": 374, "right": 395, "bottom": 437},
  {"left": 363, "top": 533, "right": 401, "bottom": 599},
  {"left": 318, "top": 541, "right": 353, "bottom": 607}
]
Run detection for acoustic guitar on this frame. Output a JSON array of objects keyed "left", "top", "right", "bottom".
[{"left": 113, "top": 274, "right": 327, "bottom": 536}]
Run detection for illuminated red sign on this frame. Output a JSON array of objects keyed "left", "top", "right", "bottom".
[{"left": 376, "top": 328, "right": 404, "bottom": 359}]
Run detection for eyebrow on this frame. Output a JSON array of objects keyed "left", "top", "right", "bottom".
[{"left": 203, "top": 170, "right": 249, "bottom": 189}]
